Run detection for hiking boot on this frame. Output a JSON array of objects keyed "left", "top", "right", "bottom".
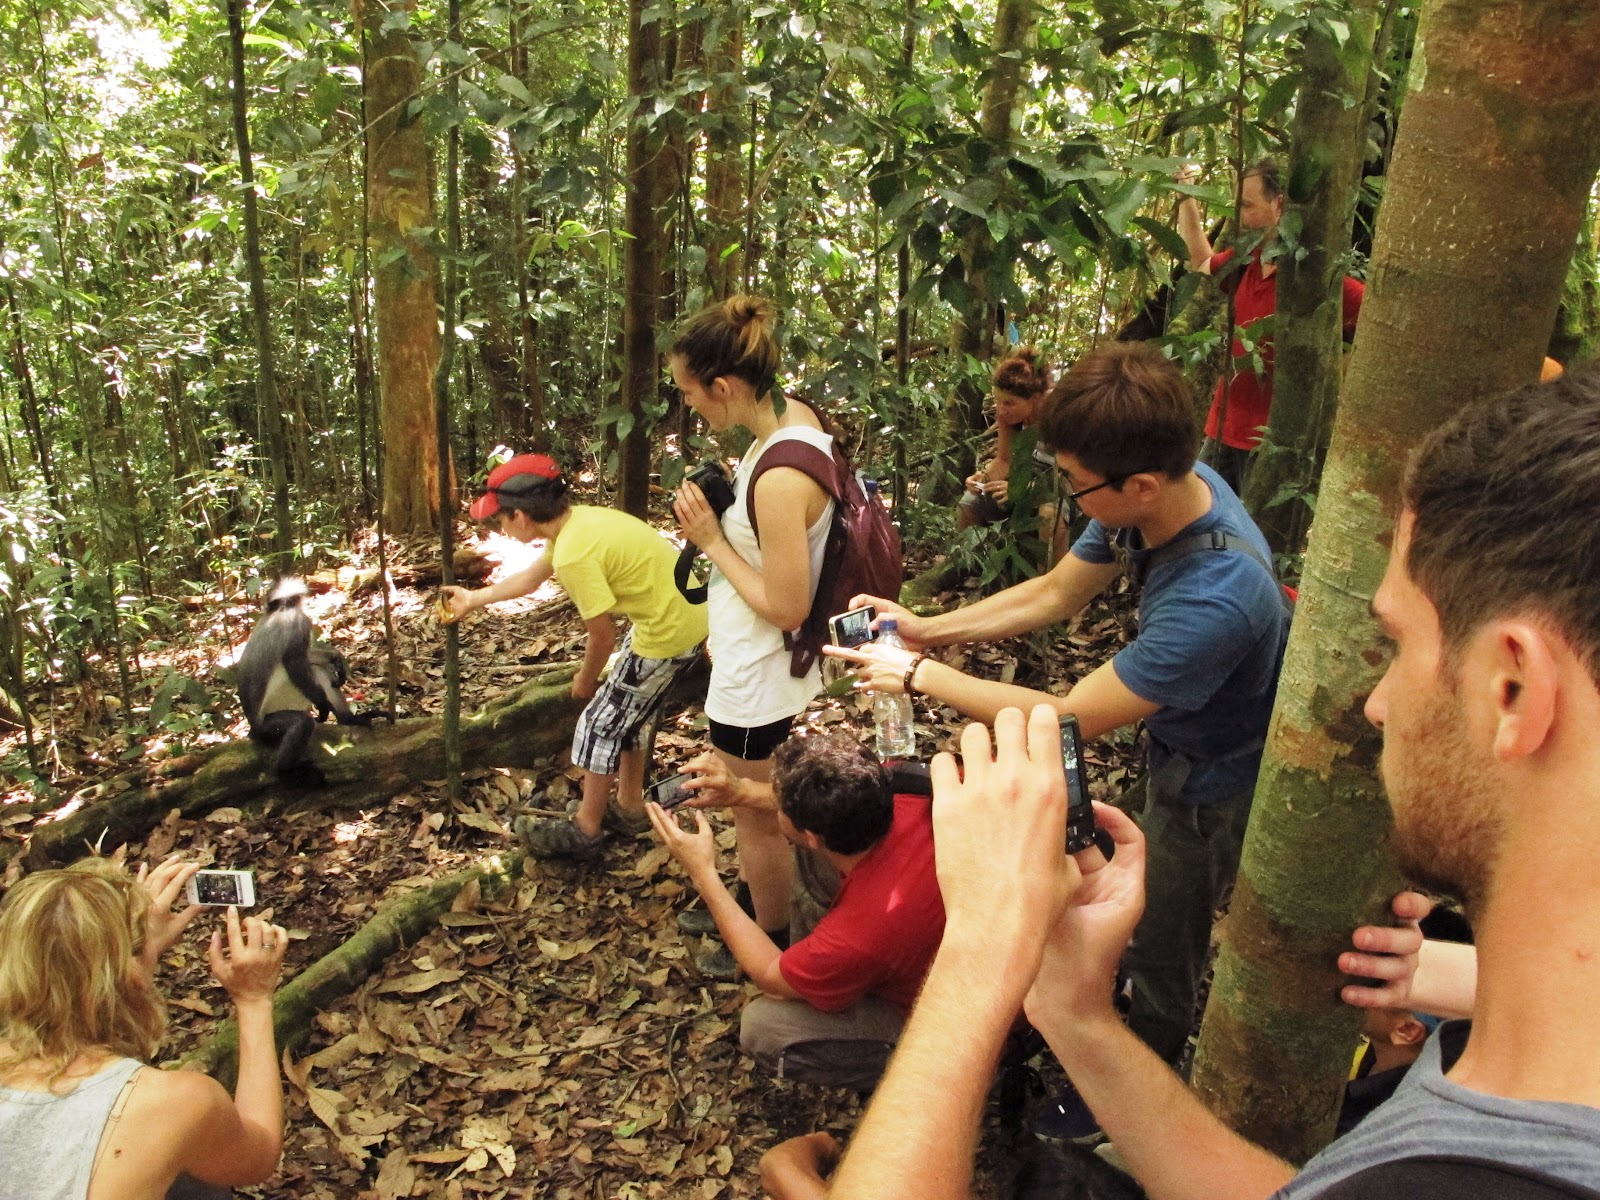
[
  {"left": 515, "top": 814, "right": 605, "bottom": 862},
  {"left": 694, "top": 940, "right": 740, "bottom": 981},
  {"left": 678, "top": 880, "right": 754, "bottom": 935},
  {"left": 1031, "top": 1083, "right": 1102, "bottom": 1144},
  {"left": 566, "top": 797, "right": 652, "bottom": 837}
]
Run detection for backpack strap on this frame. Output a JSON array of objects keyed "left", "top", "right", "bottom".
[
  {"left": 746, "top": 438, "right": 843, "bottom": 546},
  {"left": 1138, "top": 528, "right": 1293, "bottom": 617}
]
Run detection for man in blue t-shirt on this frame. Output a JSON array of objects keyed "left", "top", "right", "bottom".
[{"left": 836, "top": 341, "right": 1289, "bottom": 1074}]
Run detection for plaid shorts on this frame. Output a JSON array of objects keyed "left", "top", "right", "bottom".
[{"left": 571, "top": 630, "right": 704, "bottom": 776}]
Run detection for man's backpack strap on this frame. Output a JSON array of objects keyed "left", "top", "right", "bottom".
[
  {"left": 1142, "top": 529, "right": 1293, "bottom": 616},
  {"left": 1313, "top": 1156, "right": 1600, "bottom": 1200}
]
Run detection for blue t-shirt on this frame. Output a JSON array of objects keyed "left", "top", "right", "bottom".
[{"left": 1070, "top": 463, "right": 1287, "bottom": 804}]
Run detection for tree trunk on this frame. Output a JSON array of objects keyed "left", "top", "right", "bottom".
[
  {"left": 1191, "top": 0, "right": 1600, "bottom": 1163},
  {"left": 704, "top": 15, "right": 745, "bottom": 300},
  {"left": 616, "top": 0, "right": 665, "bottom": 518},
  {"left": 224, "top": 0, "right": 294, "bottom": 569},
  {"left": 1242, "top": 1, "right": 1380, "bottom": 555},
  {"left": 943, "top": 0, "right": 1035, "bottom": 444},
  {"left": 15, "top": 667, "right": 583, "bottom": 871},
  {"left": 360, "top": 0, "right": 444, "bottom": 534}
]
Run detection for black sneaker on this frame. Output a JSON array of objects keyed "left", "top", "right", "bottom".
[
  {"left": 677, "top": 881, "right": 753, "bottom": 935},
  {"left": 694, "top": 940, "right": 739, "bottom": 981},
  {"left": 1031, "top": 1084, "right": 1102, "bottom": 1144}
]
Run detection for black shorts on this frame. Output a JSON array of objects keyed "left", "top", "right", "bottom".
[{"left": 708, "top": 716, "right": 795, "bottom": 761}]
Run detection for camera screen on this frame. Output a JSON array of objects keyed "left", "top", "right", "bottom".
[
  {"left": 1063, "top": 736, "right": 1088, "bottom": 811},
  {"left": 195, "top": 872, "right": 245, "bottom": 905},
  {"left": 649, "top": 774, "right": 690, "bottom": 810},
  {"left": 830, "top": 607, "right": 875, "bottom": 649}
]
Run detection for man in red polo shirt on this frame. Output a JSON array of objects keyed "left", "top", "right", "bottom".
[
  {"left": 647, "top": 731, "right": 945, "bottom": 1091},
  {"left": 1176, "top": 159, "right": 1365, "bottom": 493}
]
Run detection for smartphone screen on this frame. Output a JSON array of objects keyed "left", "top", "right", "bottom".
[
  {"left": 827, "top": 605, "right": 877, "bottom": 649},
  {"left": 646, "top": 772, "right": 693, "bottom": 811},
  {"left": 187, "top": 870, "right": 256, "bottom": 907},
  {"left": 1059, "top": 715, "right": 1096, "bottom": 854}
]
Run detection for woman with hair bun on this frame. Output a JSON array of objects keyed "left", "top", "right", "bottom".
[
  {"left": 959, "top": 347, "right": 1068, "bottom": 562},
  {"left": 667, "top": 295, "right": 835, "bottom": 978},
  {"left": 0, "top": 858, "right": 289, "bottom": 1200}
]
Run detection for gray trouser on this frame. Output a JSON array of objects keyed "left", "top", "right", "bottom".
[
  {"left": 1121, "top": 774, "right": 1255, "bottom": 1066},
  {"left": 740, "top": 994, "right": 906, "bottom": 1091}
]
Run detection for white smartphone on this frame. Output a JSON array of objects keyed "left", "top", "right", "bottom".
[{"left": 185, "top": 869, "right": 256, "bottom": 908}]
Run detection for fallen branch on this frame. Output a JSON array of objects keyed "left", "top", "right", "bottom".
[{"left": 178, "top": 850, "right": 525, "bottom": 1086}]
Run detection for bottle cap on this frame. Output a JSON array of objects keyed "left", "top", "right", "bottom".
[{"left": 879, "top": 618, "right": 898, "bottom": 632}]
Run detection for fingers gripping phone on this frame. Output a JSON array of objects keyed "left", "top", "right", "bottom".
[
  {"left": 1059, "top": 715, "right": 1097, "bottom": 855},
  {"left": 186, "top": 870, "right": 256, "bottom": 907},
  {"left": 645, "top": 772, "right": 693, "bottom": 811},
  {"left": 827, "top": 604, "right": 877, "bottom": 649}
]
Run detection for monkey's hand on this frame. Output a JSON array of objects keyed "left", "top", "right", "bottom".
[
  {"left": 316, "top": 705, "right": 334, "bottom": 723},
  {"left": 337, "top": 709, "right": 390, "bottom": 726}
]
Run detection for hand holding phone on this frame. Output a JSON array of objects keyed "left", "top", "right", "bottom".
[
  {"left": 1059, "top": 715, "right": 1097, "bottom": 855},
  {"left": 827, "top": 604, "right": 877, "bottom": 650},
  {"left": 186, "top": 869, "right": 257, "bottom": 908}
]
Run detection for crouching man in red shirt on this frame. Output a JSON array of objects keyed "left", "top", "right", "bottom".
[{"left": 647, "top": 731, "right": 945, "bottom": 1091}]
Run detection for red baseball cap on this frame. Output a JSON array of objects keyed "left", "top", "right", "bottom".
[{"left": 468, "top": 453, "right": 564, "bottom": 520}]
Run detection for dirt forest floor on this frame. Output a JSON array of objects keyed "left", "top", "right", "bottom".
[{"left": 0, "top": 530, "right": 1142, "bottom": 1200}]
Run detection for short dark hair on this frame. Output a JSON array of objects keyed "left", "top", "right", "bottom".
[
  {"left": 1243, "top": 158, "right": 1283, "bottom": 200},
  {"left": 1403, "top": 365, "right": 1600, "bottom": 683},
  {"left": 771, "top": 732, "right": 893, "bottom": 855},
  {"left": 497, "top": 481, "right": 569, "bottom": 524},
  {"left": 1036, "top": 342, "right": 1198, "bottom": 480}
]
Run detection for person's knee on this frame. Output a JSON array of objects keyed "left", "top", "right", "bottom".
[{"left": 739, "top": 999, "right": 788, "bottom": 1064}]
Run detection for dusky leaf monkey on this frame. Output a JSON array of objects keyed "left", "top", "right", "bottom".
[{"left": 236, "top": 579, "right": 379, "bottom": 787}]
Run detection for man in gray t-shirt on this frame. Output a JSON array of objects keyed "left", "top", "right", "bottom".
[{"left": 1280, "top": 1022, "right": 1600, "bottom": 1197}]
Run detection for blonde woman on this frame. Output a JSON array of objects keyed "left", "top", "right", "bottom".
[{"left": 0, "top": 858, "right": 288, "bottom": 1200}]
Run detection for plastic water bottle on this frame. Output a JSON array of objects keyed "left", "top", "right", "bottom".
[{"left": 873, "top": 619, "right": 917, "bottom": 760}]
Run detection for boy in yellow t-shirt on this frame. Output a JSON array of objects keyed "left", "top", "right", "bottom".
[{"left": 443, "top": 454, "right": 707, "bottom": 860}]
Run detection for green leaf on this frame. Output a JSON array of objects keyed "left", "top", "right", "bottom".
[
  {"left": 1100, "top": 179, "right": 1149, "bottom": 236},
  {"left": 495, "top": 74, "right": 532, "bottom": 105},
  {"left": 1131, "top": 215, "right": 1191, "bottom": 262}
]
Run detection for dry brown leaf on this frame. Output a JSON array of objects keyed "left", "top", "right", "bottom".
[
  {"left": 372, "top": 968, "right": 465, "bottom": 996},
  {"left": 307, "top": 1085, "right": 349, "bottom": 1134},
  {"left": 171, "top": 994, "right": 216, "bottom": 1017},
  {"left": 456, "top": 811, "right": 503, "bottom": 836},
  {"left": 374, "top": 1149, "right": 415, "bottom": 1200}
]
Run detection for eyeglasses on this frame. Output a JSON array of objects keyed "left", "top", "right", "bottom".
[{"left": 1059, "top": 471, "right": 1128, "bottom": 502}]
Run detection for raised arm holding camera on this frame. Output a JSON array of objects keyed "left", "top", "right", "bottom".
[
  {"left": 829, "top": 343, "right": 1290, "bottom": 1098},
  {"left": 0, "top": 857, "right": 289, "bottom": 1200}
]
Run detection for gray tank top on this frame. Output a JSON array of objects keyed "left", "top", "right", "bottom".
[{"left": 0, "top": 1055, "right": 142, "bottom": 1200}]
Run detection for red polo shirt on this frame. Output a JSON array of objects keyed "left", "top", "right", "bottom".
[
  {"left": 1205, "top": 248, "right": 1365, "bottom": 450},
  {"left": 776, "top": 793, "right": 945, "bottom": 1015}
]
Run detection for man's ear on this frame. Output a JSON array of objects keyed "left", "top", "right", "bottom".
[
  {"left": 1392, "top": 1014, "right": 1429, "bottom": 1048},
  {"left": 1126, "top": 472, "right": 1164, "bottom": 503},
  {"left": 1486, "top": 620, "right": 1558, "bottom": 761}
]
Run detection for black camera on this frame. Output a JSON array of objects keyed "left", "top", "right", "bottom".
[
  {"left": 674, "top": 462, "right": 737, "bottom": 603},
  {"left": 687, "top": 461, "right": 736, "bottom": 518}
]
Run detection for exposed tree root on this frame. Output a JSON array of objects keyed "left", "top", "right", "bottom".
[
  {"left": 14, "top": 667, "right": 584, "bottom": 870},
  {"left": 179, "top": 851, "right": 525, "bottom": 1086}
]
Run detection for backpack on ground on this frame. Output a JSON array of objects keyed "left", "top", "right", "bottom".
[{"left": 748, "top": 439, "right": 904, "bottom": 678}]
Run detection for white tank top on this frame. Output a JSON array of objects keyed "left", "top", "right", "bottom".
[{"left": 703, "top": 425, "right": 835, "bottom": 729}]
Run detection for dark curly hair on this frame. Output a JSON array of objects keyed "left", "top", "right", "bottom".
[{"left": 771, "top": 732, "right": 893, "bottom": 855}]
